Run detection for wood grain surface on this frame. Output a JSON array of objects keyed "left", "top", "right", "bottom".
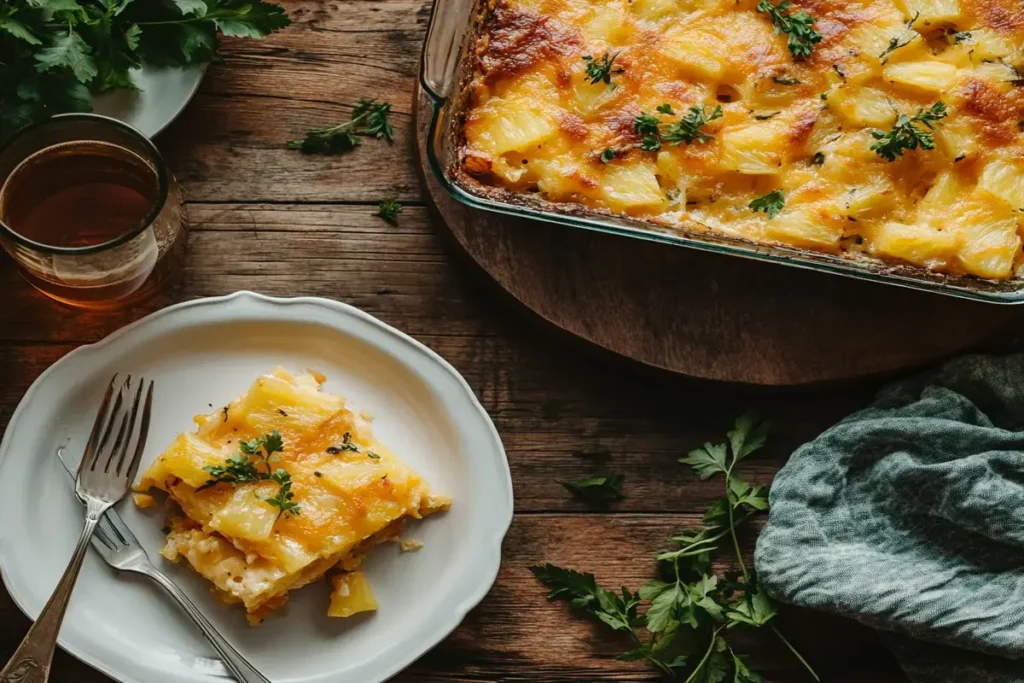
[{"left": 0, "top": 1, "right": 1006, "bottom": 680}]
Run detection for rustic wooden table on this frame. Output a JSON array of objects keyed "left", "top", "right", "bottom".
[{"left": 0, "top": 1, "right": 931, "bottom": 680}]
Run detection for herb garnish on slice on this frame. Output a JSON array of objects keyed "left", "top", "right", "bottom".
[
  {"left": 633, "top": 104, "right": 722, "bottom": 152},
  {"left": 198, "top": 429, "right": 300, "bottom": 519}
]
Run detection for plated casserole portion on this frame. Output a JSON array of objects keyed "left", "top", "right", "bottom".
[
  {"left": 135, "top": 368, "right": 450, "bottom": 623},
  {"left": 459, "top": 0, "right": 1024, "bottom": 280}
]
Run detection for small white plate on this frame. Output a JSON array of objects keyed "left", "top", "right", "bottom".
[
  {"left": 0, "top": 292, "right": 513, "bottom": 683},
  {"left": 91, "top": 65, "right": 205, "bottom": 138}
]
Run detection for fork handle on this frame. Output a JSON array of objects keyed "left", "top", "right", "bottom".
[
  {"left": 143, "top": 569, "right": 271, "bottom": 683},
  {"left": 1, "top": 500, "right": 106, "bottom": 683}
]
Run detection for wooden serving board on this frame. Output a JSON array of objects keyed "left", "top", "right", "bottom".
[{"left": 413, "top": 85, "right": 1018, "bottom": 385}]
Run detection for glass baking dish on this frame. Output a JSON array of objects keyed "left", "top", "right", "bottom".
[{"left": 420, "top": 0, "right": 1024, "bottom": 304}]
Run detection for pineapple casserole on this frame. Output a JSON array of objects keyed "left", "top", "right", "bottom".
[{"left": 460, "top": 0, "right": 1024, "bottom": 279}]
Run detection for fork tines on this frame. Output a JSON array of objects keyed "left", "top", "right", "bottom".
[{"left": 79, "top": 374, "right": 154, "bottom": 482}]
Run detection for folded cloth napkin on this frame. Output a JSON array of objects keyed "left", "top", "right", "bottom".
[{"left": 755, "top": 354, "right": 1024, "bottom": 683}]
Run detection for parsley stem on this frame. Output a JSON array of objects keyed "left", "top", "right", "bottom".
[
  {"left": 682, "top": 627, "right": 724, "bottom": 683},
  {"left": 724, "top": 467, "right": 751, "bottom": 583},
  {"left": 770, "top": 623, "right": 820, "bottom": 681}
]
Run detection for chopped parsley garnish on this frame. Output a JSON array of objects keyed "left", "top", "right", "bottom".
[
  {"left": 561, "top": 475, "right": 624, "bottom": 508},
  {"left": 376, "top": 198, "right": 403, "bottom": 225},
  {"left": 327, "top": 432, "right": 361, "bottom": 454},
  {"left": 634, "top": 104, "right": 722, "bottom": 152},
  {"left": 757, "top": 0, "right": 822, "bottom": 59},
  {"left": 198, "top": 430, "right": 299, "bottom": 519},
  {"left": 263, "top": 469, "right": 300, "bottom": 519},
  {"left": 288, "top": 98, "right": 394, "bottom": 154},
  {"left": 953, "top": 31, "right": 972, "bottom": 44},
  {"left": 221, "top": 406, "right": 229, "bottom": 422},
  {"left": 582, "top": 52, "right": 624, "bottom": 89},
  {"left": 772, "top": 75, "right": 801, "bottom": 85},
  {"left": 367, "top": 451, "right": 381, "bottom": 460},
  {"left": 811, "top": 151, "right": 825, "bottom": 165},
  {"left": 879, "top": 12, "right": 920, "bottom": 60},
  {"left": 749, "top": 190, "right": 786, "bottom": 218},
  {"left": 600, "top": 148, "right": 616, "bottom": 163},
  {"left": 662, "top": 105, "right": 724, "bottom": 145},
  {"left": 870, "top": 102, "right": 948, "bottom": 161}
]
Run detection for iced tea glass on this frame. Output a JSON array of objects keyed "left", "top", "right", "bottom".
[{"left": 0, "top": 113, "right": 187, "bottom": 309}]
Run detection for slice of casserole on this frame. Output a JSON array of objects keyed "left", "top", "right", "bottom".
[{"left": 135, "top": 368, "right": 451, "bottom": 623}]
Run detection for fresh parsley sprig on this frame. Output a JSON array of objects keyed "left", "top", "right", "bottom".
[
  {"left": 264, "top": 468, "right": 300, "bottom": 519},
  {"left": 531, "top": 416, "right": 819, "bottom": 682},
  {"left": 870, "top": 101, "right": 948, "bottom": 162},
  {"left": 561, "top": 474, "right": 624, "bottom": 508},
  {"left": 748, "top": 190, "right": 785, "bottom": 219},
  {"left": 582, "top": 51, "right": 623, "bottom": 89},
  {"left": 633, "top": 103, "right": 722, "bottom": 152},
  {"left": 376, "top": 198, "right": 403, "bottom": 225},
  {"left": 288, "top": 98, "right": 394, "bottom": 154},
  {"left": 756, "top": 0, "right": 822, "bottom": 59},
  {"left": 879, "top": 12, "right": 920, "bottom": 60}
]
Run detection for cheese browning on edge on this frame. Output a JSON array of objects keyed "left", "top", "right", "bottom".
[{"left": 461, "top": 0, "right": 1024, "bottom": 280}]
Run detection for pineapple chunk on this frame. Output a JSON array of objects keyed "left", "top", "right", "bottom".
[
  {"left": 570, "top": 76, "right": 621, "bottom": 117},
  {"left": 894, "top": 0, "right": 960, "bottom": 24},
  {"left": 631, "top": 0, "right": 678, "bottom": 21},
  {"left": 467, "top": 99, "right": 557, "bottom": 157},
  {"left": 328, "top": 572, "right": 378, "bottom": 618},
  {"left": 209, "top": 483, "right": 281, "bottom": 542},
  {"left": 883, "top": 61, "right": 957, "bottom": 93},
  {"left": 918, "top": 171, "right": 967, "bottom": 217},
  {"left": 763, "top": 210, "right": 843, "bottom": 250},
  {"left": 844, "top": 180, "right": 898, "bottom": 219},
  {"left": 144, "top": 432, "right": 226, "bottom": 489},
  {"left": 874, "top": 223, "right": 958, "bottom": 268},
  {"left": 719, "top": 124, "right": 786, "bottom": 174},
  {"left": 584, "top": 3, "right": 635, "bottom": 46},
  {"left": 968, "top": 30, "right": 1014, "bottom": 61},
  {"left": 835, "top": 87, "right": 898, "bottom": 128},
  {"left": 599, "top": 163, "right": 666, "bottom": 212},
  {"left": 977, "top": 159, "right": 1024, "bottom": 211},
  {"left": 937, "top": 116, "right": 977, "bottom": 161},
  {"left": 954, "top": 199, "right": 1021, "bottom": 279},
  {"left": 660, "top": 26, "right": 724, "bottom": 80},
  {"left": 847, "top": 17, "right": 917, "bottom": 61}
]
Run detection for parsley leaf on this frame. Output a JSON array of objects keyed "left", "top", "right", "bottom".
[
  {"left": 634, "top": 111, "right": 663, "bottom": 152},
  {"left": 35, "top": 25, "right": 97, "bottom": 83},
  {"left": 376, "top": 198, "right": 402, "bottom": 225},
  {"left": 748, "top": 190, "right": 785, "bottom": 219},
  {"left": 870, "top": 101, "right": 948, "bottom": 161},
  {"left": 756, "top": 0, "right": 822, "bottom": 59},
  {"left": 561, "top": 474, "right": 624, "bottom": 507},
  {"left": 953, "top": 30, "right": 972, "bottom": 44},
  {"left": 533, "top": 416, "right": 819, "bottom": 682},
  {"left": 263, "top": 468, "right": 301, "bottom": 519},
  {"left": 288, "top": 98, "right": 395, "bottom": 154},
  {"left": 599, "top": 148, "right": 616, "bottom": 163},
  {"left": 582, "top": 51, "right": 623, "bottom": 89},
  {"left": 662, "top": 105, "right": 723, "bottom": 145}
]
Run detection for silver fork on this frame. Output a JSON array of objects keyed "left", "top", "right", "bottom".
[
  {"left": 54, "top": 449, "right": 271, "bottom": 683},
  {"left": 1, "top": 374, "right": 153, "bottom": 683}
]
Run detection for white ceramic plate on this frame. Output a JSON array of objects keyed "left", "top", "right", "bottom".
[
  {"left": 91, "top": 65, "right": 205, "bottom": 138},
  {"left": 0, "top": 292, "right": 513, "bottom": 683}
]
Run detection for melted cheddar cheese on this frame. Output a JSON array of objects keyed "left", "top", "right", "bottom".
[
  {"left": 460, "top": 0, "right": 1024, "bottom": 279},
  {"left": 136, "top": 368, "right": 450, "bottom": 623}
]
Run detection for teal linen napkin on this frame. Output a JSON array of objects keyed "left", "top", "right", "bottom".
[{"left": 755, "top": 354, "right": 1024, "bottom": 683}]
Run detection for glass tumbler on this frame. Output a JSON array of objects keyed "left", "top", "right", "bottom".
[{"left": 0, "top": 113, "right": 187, "bottom": 309}]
